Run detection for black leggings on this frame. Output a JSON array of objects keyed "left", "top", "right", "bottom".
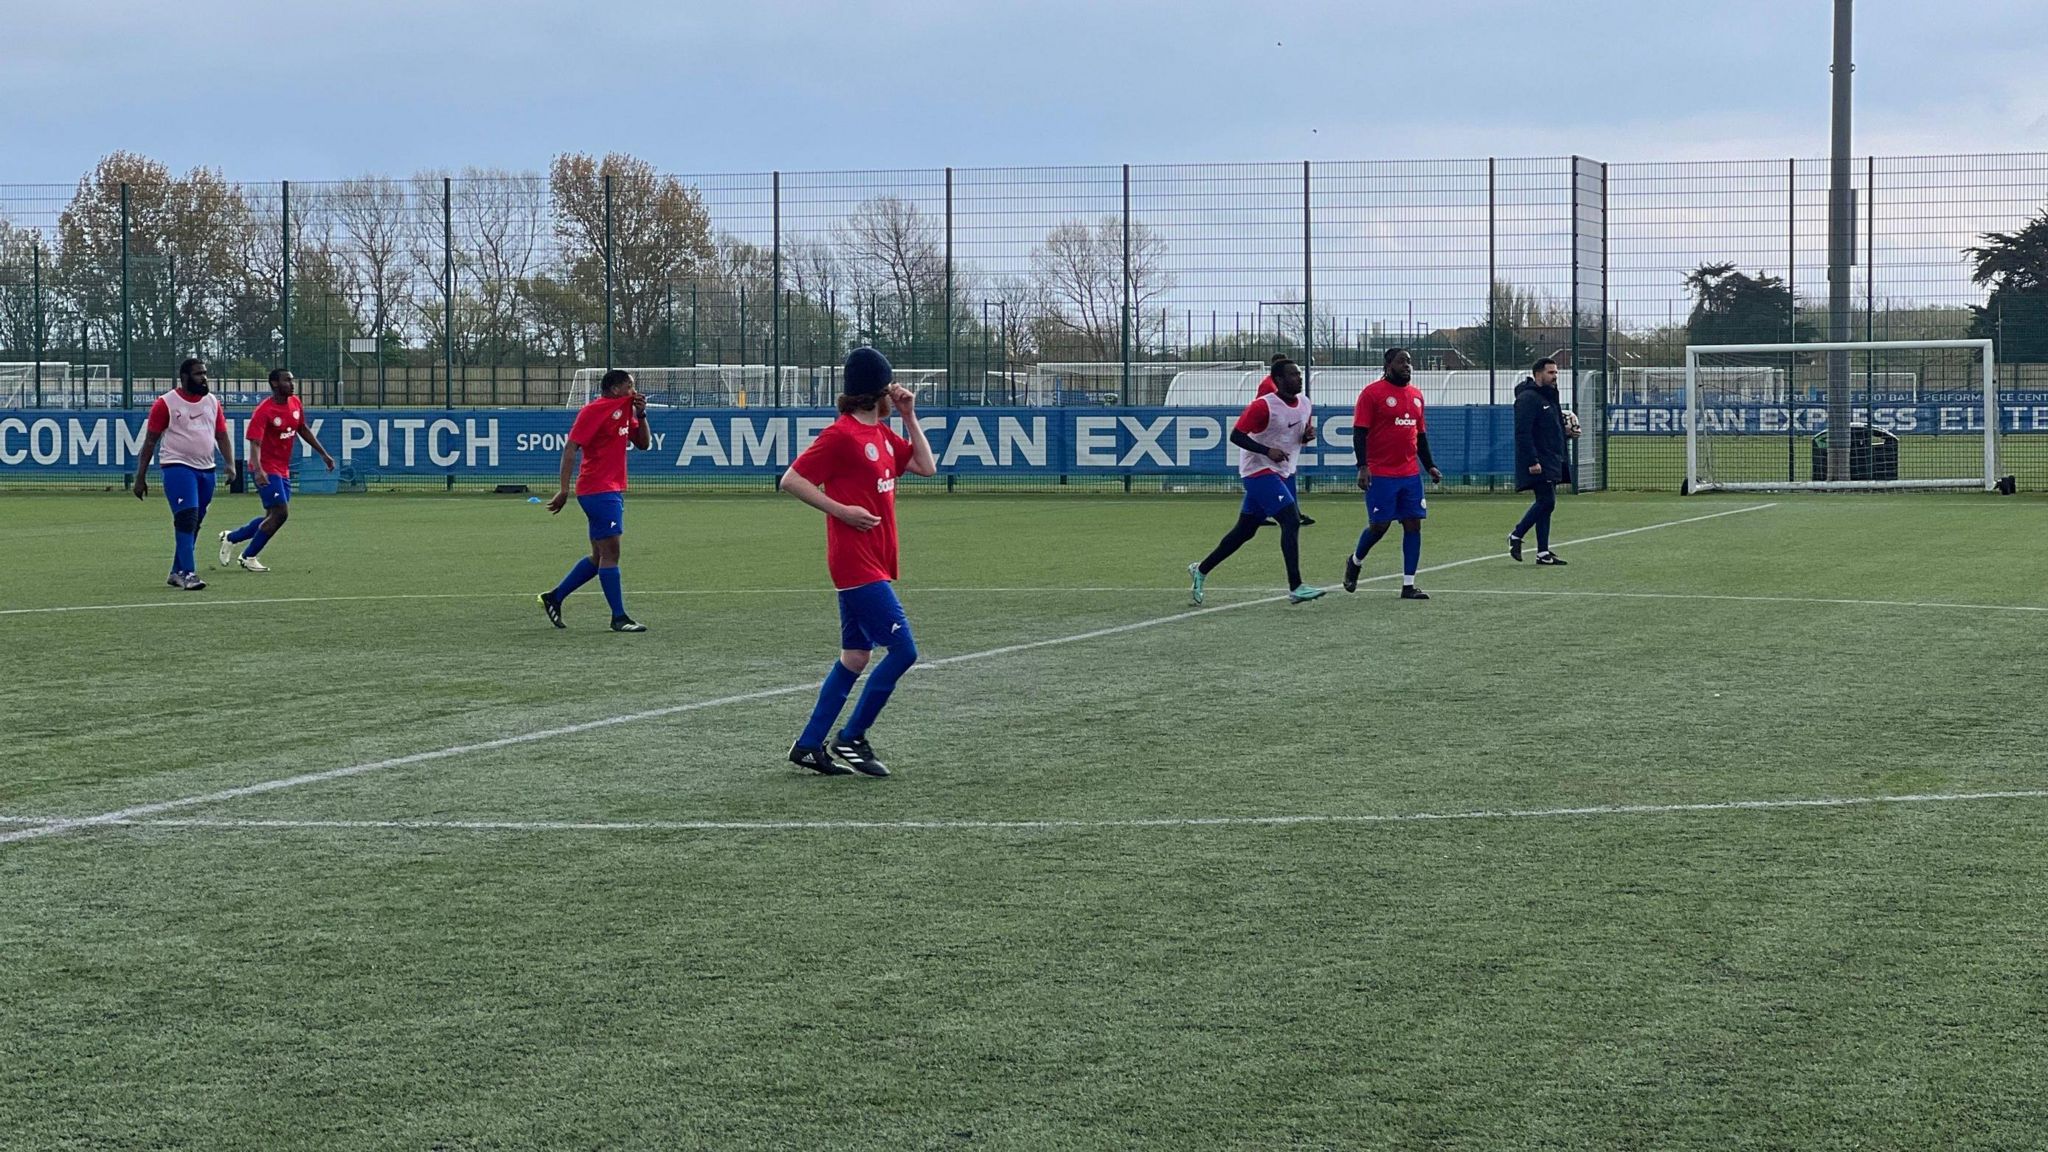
[
  {"left": 1199, "top": 504, "right": 1303, "bottom": 589},
  {"left": 1513, "top": 480, "right": 1557, "bottom": 550}
]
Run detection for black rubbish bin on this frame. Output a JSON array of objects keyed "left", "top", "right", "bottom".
[{"left": 1811, "top": 423, "right": 1899, "bottom": 482}]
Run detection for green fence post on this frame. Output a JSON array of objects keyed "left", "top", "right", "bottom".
[
  {"left": 1120, "top": 163, "right": 1131, "bottom": 405},
  {"left": 944, "top": 166, "right": 954, "bottom": 407},
  {"left": 443, "top": 176, "right": 454, "bottom": 410},
  {"left": 1302, "top": 160, "right": 1313, "bottom": 395},
  {"left": 31, "top": 239, "right": 44, "bottom": 408},
  {"left": 602, "top": 172, "right": 615, "bottom": 371},
  {"left": 281, "top": 179, "right": 292, "bottom": 375},
  {"left": 771, "top": 171, "right": 781, "bottom": 407},
  {"left": 120, "top": 182, "right": 132, "bottom": 407}
]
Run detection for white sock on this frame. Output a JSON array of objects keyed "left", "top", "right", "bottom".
[{"left": 1403, "top": 574, "right": 1416, "bottom": 586}]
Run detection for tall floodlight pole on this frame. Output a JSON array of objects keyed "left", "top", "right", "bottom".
[{"left": 1825, "top": 0, "right": 1855, "bottom": 481}]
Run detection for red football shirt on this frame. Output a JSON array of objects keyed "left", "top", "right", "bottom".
[
  {"left": 1353, "top": 378, "right": 1426, "bottom": 478},
  {"left": 245, "top": 396, "right": 306, "bottom": 478},
  {"left": 1254, "top": 375, "right": 1276, "bottom": 397},
  {"left": 791, "top": 414, "right": 915, "bottom": 591},
  {"left": 568, "top": 396, "right": 642, "bottom": 495}
]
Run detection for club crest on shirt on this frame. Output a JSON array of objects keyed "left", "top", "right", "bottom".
[
  {"left": 864, "top": 443, "right": 880, "bottom": 461},
  {"left": 1385, "top": 396, "right": 1397, "bottom": 407}
]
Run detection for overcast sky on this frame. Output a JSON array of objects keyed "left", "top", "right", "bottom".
[{"left": 4, "top": 0, "right": 2045, "bottom": 184}]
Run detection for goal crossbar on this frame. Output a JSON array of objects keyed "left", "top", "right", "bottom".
[{"left": 1685, "top": 339, "right": 1998, "bottom": 494}]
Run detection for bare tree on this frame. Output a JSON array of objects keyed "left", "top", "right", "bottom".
[
  {"left": 0, "top": 220, "right": 44, "bottom": 357},
  {"left": 837, "top": 196, "right": 946, "bottom": 352},
  {"left": 404, "top": 168, "right": 550, "bottom": 364},
  {"left": 326, "top": 177, "right": 417, "bottom": 346},
  {"left": 1029, "top": 215, "right": 1173, "bottom": 361}
]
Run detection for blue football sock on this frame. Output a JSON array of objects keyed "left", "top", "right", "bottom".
[
  {"left": 226, "top": 516, "right": 264, "bottom": 544},
  {"left": 174, "top": 532, "right": 196, "bottom": 573},
  {"left": 1354, "top": 525, "right": 1386, "bottom": 562},
  {"left": 842, "top": 639, "right": 918, "bottom": 742},
  {"left": 550, "top": 557, "right": 600, "bottom": 601},
  {"left": 1402, "top": 528, "right": 1422, "bottom": 577},
  {"left": 800, "top": 660, "right": 862, "bottom": 749},
  {"left": 244, "top": 528, "right": 274, "bottom": 558},
  {"left": 598, "top": 566, "right": 626, "bottom": 617}
]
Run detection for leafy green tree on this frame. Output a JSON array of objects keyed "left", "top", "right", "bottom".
[
  {"left": 1684, "top": 261, "right": 1813, "bottom": 347},
  {"left": 550, "top": 153, "right": 717, "bottom": 364},
  {"left": 56, "top": 152, "right": 263, "bottom": 373},
  {"left": 1966, "top": 209, "right": 2048, "bottom": 361}
]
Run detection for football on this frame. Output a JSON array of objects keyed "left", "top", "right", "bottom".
[{"left": 1562, "top": 410, "right": 1582, "bottom": 439}]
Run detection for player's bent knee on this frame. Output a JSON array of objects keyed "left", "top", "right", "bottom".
[
  {"left": 840, "top": 650, "right": 872, "bottom": 674},
  {"left": 887, "top": 637, "right": 919, "bottom": 666},
  {"left": 173, "top": 508, "right": 203, "bottom": 534}
]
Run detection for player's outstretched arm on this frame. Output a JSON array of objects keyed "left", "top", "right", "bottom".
[
  {"left": 889, "top": 384, "right": 938, "bottom": 477},
  {"left": 778, "top": 467, "right": 880, "bottom": 531},
  {"left": 547, "top": 444, "right": 576, "bottom": 514}
]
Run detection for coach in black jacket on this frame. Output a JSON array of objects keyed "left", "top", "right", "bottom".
[{"left": 1508, "top": 357, "right": 1573, "bottom": 565}]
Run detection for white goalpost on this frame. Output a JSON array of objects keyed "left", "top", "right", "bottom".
[
  {"left": 0, "top": 363, "right": 115, "bottom": 408},
  {"left": 1685, "top": 339, "right": 2003, "bottom": 494}
]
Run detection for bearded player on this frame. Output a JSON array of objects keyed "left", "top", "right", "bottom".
[
  {"left": 131, "top": 358, "right": 237, "bottom": 590},
  {"left": 1343, "top": 347, "right": 1441, "bottom": 599}
]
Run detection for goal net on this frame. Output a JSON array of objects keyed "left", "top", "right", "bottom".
[
  {"left": 1685, "top": 340, "right": 2003, "bottom": 493},
  {"left": 568, "top": 365, "right": 946, "bottom": 409},
  {"left": 0, "top": 363, "right": 115, "bottom": 408}
]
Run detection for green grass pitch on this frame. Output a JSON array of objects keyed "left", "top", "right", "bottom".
[{"left": 3, "top": 488, "right": 2046, "bottom": 1150}]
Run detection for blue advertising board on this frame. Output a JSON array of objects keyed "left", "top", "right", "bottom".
[{"left": 0, "top": 406, "right": 1519, "bottom": 480}]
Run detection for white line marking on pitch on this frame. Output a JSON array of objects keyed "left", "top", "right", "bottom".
[
  {"left": 1435, "top": 588, "right": 2048, "bottom": 614},
  {"left": 51, "top": 788, "right": 2048, "bottom": 837},
  {"left": 0, "top": 504, "right": 1774, "bottom": 848}
]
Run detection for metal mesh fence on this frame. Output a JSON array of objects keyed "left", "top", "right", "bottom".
[{"left": 6, "top": 152, "right": 2048, "bottom": 491}]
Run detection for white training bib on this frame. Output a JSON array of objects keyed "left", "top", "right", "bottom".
[
  {"left": 1238, "top": 393, "right": 1313, "bottom": 478},
  {"left": 157, "top": 389, "right": 222, "bottom": 469}
]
